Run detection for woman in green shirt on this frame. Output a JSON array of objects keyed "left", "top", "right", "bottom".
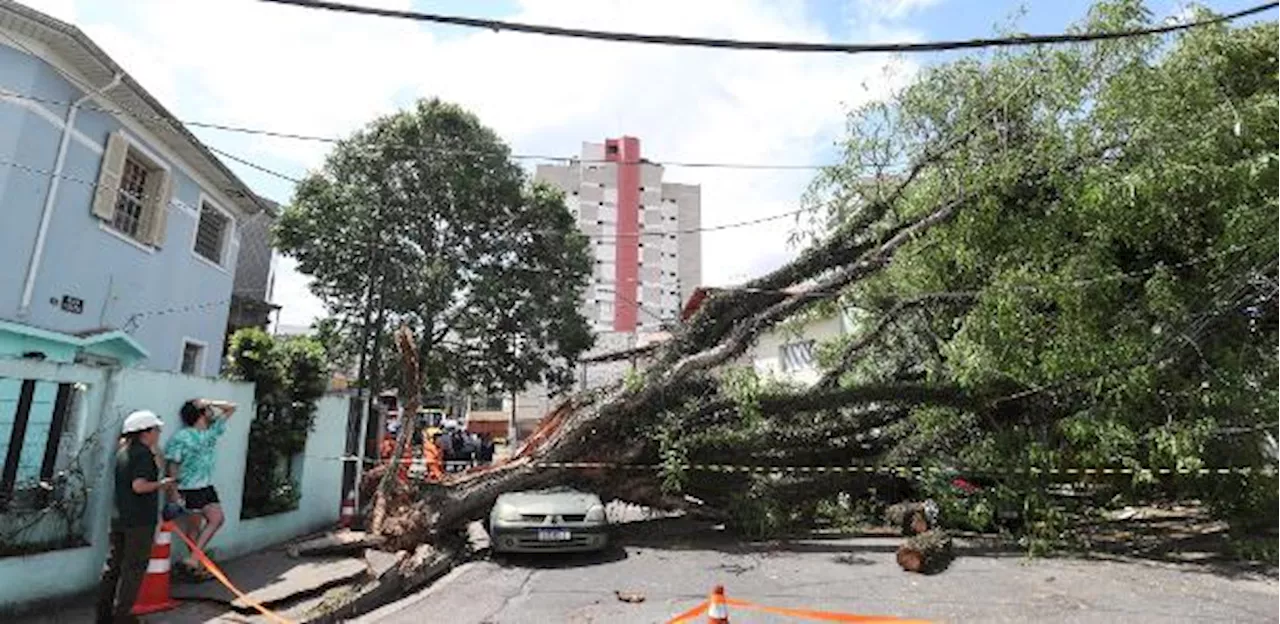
[{"left": 165, "top": 398, "right": 236, "bottom": 578}]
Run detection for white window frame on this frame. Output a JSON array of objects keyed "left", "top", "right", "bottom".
[
  {"left": 191, "top": 193, "right": 234, "bottom": 272},
  {"left": 179, "top": 337, "right": 208, "bottom": 376}
]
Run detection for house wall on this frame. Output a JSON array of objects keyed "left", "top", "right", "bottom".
[
  {"left": 0, "top": 40, "right": 240, "bottom": 375},
  {"left": 749, "top": 314, "right": 847, "bottom": 386},
  {"left": 0, "top": 359, "right": 347, "bottom": 612}
]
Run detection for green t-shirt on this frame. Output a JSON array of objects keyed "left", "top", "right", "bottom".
[
  {"left": 114, "top": 441, "right": 159, "bottom": 529},
  {"left": 164, "top": 417, "right": 226, "bottom": 490}
]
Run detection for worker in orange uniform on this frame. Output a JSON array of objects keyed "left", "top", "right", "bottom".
[
  {"left": 379, "top": 421, "right": 411, "bottom": 483},
  {"left": 424, "top": 429, "right": 446, "bottom": 482}
]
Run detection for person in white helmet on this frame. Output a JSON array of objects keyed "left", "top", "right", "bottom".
[{"left": 96, "top": 410, "right": 172, "bottom": 623}]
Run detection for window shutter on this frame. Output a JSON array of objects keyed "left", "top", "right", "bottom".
[
  {"left": 91, "top": 131, "right": 128, "bottom": 221},
  {"left": 144, "top": 169, "right": 172, "bottom": 246}
]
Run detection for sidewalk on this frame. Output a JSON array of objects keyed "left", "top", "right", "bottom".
[{"left": 13, "top": 533, "right": 384, "bottom": 624}]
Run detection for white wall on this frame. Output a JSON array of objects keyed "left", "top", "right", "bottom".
[
  {"left": 0, "top": 360, "right": 348, "bottom": 612},
  {"left": 749, "top": 314, "right": 847, "bottom": 386}
]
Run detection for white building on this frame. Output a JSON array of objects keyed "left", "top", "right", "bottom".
[
  {"left": 535, "top": 137, "right": 701, "bottom": 333},
  {"left": 682, "top": 287, "right": 855, "bottom": 387},
  {"left": 477, "top": 137, "right": 704, "bottom": 440}
]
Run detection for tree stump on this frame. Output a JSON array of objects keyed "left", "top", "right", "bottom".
[
  {"left": 884, "top": 501, "right": 932, "bottom": 536},
  {"left": 896, "top": 529, "right": 953, "bottom": 574}
]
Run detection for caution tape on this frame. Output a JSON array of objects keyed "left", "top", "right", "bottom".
[
  {"left": 172, "top": 526, "right": 295, "bottom": 624},
  {"left": 531, "top": 462, "right": 1278, "bottom": 477},
  {"left": 305, "top": 454, "right": 1278, "bottom": 478},
  {"left": 667, "top": 598, "right": 930, "bottom": 623}
]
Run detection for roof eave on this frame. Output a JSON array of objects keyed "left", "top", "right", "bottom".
[{"left": 0, "top": 0, "right": 266, "bottom": 216}]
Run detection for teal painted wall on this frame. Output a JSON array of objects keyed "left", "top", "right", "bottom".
[{"left": 0, "top": 360, "right": 348, "bottom": 612}]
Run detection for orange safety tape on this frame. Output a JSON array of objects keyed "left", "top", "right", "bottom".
[
  {"left": 665, "top": 597, "right": 930, "bottom": 623},
  {"left": 172, "top": 526, "right": 296, "bottom": 624},
  {"left": 724, "top": 598, "right": 932, "bottom": 623},
  {"left": 665, "top": 600, "right": 709, "bottom": 623}
]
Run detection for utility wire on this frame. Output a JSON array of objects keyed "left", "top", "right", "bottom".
[
  {"left": 672, "top": 243, "right": 1260, "bottom": 301},
  {"left": 0, "top": 89, "right": 827, "bottom": 172},
  {"left": 261, "top": 0, "right": 1277, "bottom": 54},
  {"left": 206, "top": 145, "right": 304, "bottom": 183},
  {"left": 0, "top": 156, "right": 812, "bottom": 239}
]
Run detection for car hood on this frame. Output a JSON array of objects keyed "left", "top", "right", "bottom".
[{"left": 494, "top": 488, "right": 602, "bottom": 514}]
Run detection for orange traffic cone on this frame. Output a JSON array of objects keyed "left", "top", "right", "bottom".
[
  {"left": 339, "top": 489, "right": 356, "bottom": 528},
  {"left": 132, "top": 521, "right": 181, "bottom": 615},
  {"left": 706, "top": 585, "right": 730, "bottom": 623}
]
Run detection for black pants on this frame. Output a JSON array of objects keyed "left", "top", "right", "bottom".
[{"left": 95, "top": 525, "right": 154, "bottom": 623}]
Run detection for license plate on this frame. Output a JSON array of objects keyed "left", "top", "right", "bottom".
[{"left": 537, "top": 529, "right": 571, "bottom": 542}]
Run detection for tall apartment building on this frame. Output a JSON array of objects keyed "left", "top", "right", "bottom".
[{"left": 535, "top": 136, "right": 701, "bottom": 333}]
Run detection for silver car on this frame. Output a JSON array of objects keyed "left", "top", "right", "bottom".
[{"left": 489, "top": 487, "right": 608, "bottom": 553}]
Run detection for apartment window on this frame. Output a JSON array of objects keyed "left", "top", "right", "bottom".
[
  {"left": 779, "top": 340, "right": 816, "bottom": 373},
  {"left": 180, "top": 340, "right": 205, "bottom": 375},
  {"left": 92, "top": 131, "right": 172, "bottom": 247},
  {"left": 194, "top": 202, "right": 230, "bottom": 265}
]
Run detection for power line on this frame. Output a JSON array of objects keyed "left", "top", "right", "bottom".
[
  {"left": 206, "top": 145, "right": 304, "bottom": 183},
  {"left": 0, "top": 89, "right": 828, "bottom": 172},
  {"left": 680, "top": 243, "right": 1260, "bottom": 301},
  {"left": 261, "top": 0, "right": 1277, "bottom": 54},
  {"left": 0, "top": 156, "right": 814, "bottom": 239}
]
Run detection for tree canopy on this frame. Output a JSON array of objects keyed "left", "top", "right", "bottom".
[
  {"left": 796, "top": 0, "right": 1277, "bottom": 529},
  {"left": 275, "top": 99, "right": 594, "bottom": 398}
]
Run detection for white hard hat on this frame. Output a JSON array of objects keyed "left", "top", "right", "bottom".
[{"left": 122, "top": 410, "right": 163, "bottom": 434}]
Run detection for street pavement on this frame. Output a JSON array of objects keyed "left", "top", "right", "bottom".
[{"left": 357, "top": 522, "right": 1278, "bottom": 624}]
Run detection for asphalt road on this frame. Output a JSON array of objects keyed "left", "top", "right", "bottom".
[{"left": 356, "top": 522, "right": 1278, "bottom": 624}]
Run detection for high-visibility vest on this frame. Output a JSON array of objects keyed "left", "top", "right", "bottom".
[{"left": 424, "top": 440, "right": 445, "bottom": 481}]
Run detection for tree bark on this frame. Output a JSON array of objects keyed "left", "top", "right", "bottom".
[
  {"left": 885, "top": 501, "right": 933, "bottom": 536},
  {"left": 369, "top": 326, "right": 423, "bottom": 534},
  {"left": 896, "top": 529, "right": 953, "bottom": 574}
]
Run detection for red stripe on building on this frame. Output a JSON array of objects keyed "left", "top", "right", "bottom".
[{"left": 607, "top": 136, "right": 640, "bottom": 332}]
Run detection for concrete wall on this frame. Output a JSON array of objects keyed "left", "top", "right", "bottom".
[
  {"left": 0, "top": 40, "right": 241, "bottom": 375},
  {"left": 0, "top": 359, "right": 347, "bottom": 612}
]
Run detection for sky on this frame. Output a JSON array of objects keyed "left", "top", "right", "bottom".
[{"left": 19, "top": 0, "right": 1274, "bottom": 329}]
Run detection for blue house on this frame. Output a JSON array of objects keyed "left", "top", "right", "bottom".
[{"left": 0, "top": 0, "right": 268, "bottom": 374}]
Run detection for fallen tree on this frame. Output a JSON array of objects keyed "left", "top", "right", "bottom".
[{"left": 343, "top": 3, "right": 1276, "bottom": 608}]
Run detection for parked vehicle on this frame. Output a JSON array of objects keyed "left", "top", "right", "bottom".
[{"left": 489, "top": 487, "right": 609, "bottom": 553}]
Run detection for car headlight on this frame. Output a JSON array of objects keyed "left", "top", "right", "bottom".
[
  {"left": 585, "top": 505, "right": 606, "bottom": 523},
  {"left": 493, "top": 505, "right": 521, "bottom": 522}
]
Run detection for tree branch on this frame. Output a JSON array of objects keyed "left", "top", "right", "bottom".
[{"left": 817, "top": 292, "right": 975, "bottom": 389}]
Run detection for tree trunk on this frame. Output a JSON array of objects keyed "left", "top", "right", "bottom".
[
  {"left": 896, "top": 529, "right": 953, "bottom": 574},
  {"left": 369, "top": 326, "right": 423, "bottom": 534},
  {"left": 885, "top": 501, "right": 933, "bottom": 536}
]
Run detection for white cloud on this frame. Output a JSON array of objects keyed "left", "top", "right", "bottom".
[{"left": 29, "top": 0, "right": 932, "bottom": 327}]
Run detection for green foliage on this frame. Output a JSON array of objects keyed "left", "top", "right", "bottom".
[
  {"left": 225, "top": 328, "right": 329, "bottom": 517},
  {"left": 655, "top": 401, "right": 696, "bottom": 494},
  {"left": 1229, "top": 533, "right": 1280, "bottom": 566},
  {"left": 622, "top": 368, "right": 645, "bottom": 394},
  {"left": 801, "top": 1, "right": 1278, "bottom": 539},
  {"left": 274, "top": 98, "right": 593, "bottom": 399}
]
